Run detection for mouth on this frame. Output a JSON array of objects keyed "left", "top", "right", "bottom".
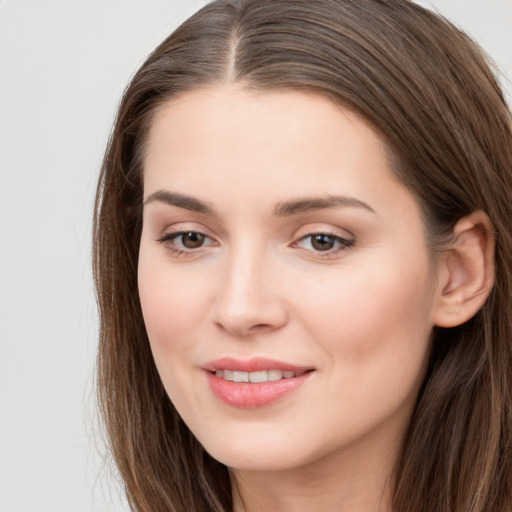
[
  {"left": 204, "top": 357, "right": 315, "bottom": 408},
  {"left": 213, "top": 368, "right": 308, "bottom": 383}
]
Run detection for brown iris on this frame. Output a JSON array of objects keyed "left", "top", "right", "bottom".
[
  {"left": 180, "top": 232, "right": 205, "bottom": 249},
  {"left": 310, "top": 234, "right": 336, "bottom": 251}
]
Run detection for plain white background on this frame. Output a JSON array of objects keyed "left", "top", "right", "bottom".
[{"left": 0, "top": 1, "right": 510, "bottom": 511}]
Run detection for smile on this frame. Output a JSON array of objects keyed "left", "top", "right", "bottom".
[
  {"left": 214, "top": 369, "right": 298, "bottom": 382},
  {"left": 204, "top": 358, "right": 314, "bottom": 408}
]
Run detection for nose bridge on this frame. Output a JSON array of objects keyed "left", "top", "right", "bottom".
[{"left": 212, "top": 239, "right": 287, "bottom": 336}]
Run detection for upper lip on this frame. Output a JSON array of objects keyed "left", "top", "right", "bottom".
[{"left": 203, "top": 357, "right": 313, "bottom": 374}]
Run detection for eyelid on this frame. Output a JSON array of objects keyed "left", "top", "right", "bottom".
[
  {"left": 156, "top": 225, "right": 219, "bottom": 257},
  {"left": 293, "top": 232, "right": 354, "bottom": 248},
  {"left": 158, "top": 230, "right": 215, "bottom": 245},
  {"left": 291, "top": 223, "right": 355, "bottom": 242},
  {"left": 157, "top": 221, "right": 216, "bottom": 240},
  {"left": 290, "top": 225, "right": 356, "bottom": 257}
]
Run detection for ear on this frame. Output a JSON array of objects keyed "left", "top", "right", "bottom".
[{"left": 431, "top": 211, "right": 495, "bottom": 328}]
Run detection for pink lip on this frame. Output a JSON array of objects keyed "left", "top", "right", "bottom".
[
  {"left": 203, "top": 357, "right": 314, "bottom": 409},
  {"left": 204, "top": 357, "right": 311, "bottom": 373}
]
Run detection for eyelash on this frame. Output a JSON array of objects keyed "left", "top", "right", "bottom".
[
  {"left": 157, "top": 231, "right": 216, "bottom": 257},
  {"left": 293, "top": 232, "right": 355, "bottom": 257},
  {"left": 156, "top": 230, "right": 355, "bottom": 258}
]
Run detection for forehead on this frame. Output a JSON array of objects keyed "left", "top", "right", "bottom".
[
  {"left": 142, "top": 85, "right": 419, "bottom": 224},
  {"left": 146, "top": 86, "right": 383, "bottom": 154}
]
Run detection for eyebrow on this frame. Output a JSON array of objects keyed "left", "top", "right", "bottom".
[
  {"left": 144, "top": 190, "right": 215, "bottom": 215},
  {"left": 273, "top": 195, "right": 376, "bottom": 217},
  {"left": 143, "top": 190, "right": 376, "bottom": 217}
]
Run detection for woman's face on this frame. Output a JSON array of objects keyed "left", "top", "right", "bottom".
[{"left": 138, "top": 86, "right": 440, "bottom": 473}]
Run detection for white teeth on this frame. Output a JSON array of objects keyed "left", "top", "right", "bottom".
[
  {"left": 249, "top": 371, "right": 267, "bottom": 383},
  {"left": 215, "top": 369, "right": 296, "bottom": 382},
  {"left": 215, "top": 369, "right": 233, "bottom": 380},
  {"left": 268, "top": 369, "right": 283, "bottom": 381},
  {"left": 233, "top": 371, "right": 249, "bottom": 383}
]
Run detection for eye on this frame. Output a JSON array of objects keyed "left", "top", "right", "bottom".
[
  {"left": 174, "top": 231, "right": 207, "bottom": 249},
  {"left": 157, "top": 230, "right": 216, "bottom": 255},
  {"left": 295, "top": 232, "right": 354, "bottom": 254}
]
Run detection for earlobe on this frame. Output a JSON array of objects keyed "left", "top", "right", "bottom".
[{"left": 431, "top": 211, "right": 495, "bottom": 328}]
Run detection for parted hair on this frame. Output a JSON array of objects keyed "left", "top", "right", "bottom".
[{"left": 93, "top": 1, "right": 512, "bottom": 511}]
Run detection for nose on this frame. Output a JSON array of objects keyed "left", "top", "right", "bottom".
[{"left": 211, "top": 246, "right": 289, "bottom": 337}]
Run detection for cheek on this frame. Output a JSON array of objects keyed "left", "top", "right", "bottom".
[
  {"left": 288, "top": 258, "right": 435, "bottom": 447},
  {"left": 137, "top": 249, "right": 211, "bottom": 371},
  {"left": 137, "top": 256, "right": 216, "bottom": 418},
  {"left": 139, "top": 270, "right": 201, "bottom": 338},
  {"left": 296, "top": 252, "right": 435, "bottom": 381}
]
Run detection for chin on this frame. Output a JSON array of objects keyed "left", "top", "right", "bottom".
[
  {"left": 197, "top": 429, "right": 305, "bottom": 471},
  {"left": 198, "top": 426, "right": 339, "bottom": 473},
  {"left": 208, "top": 448, "right": 304, "bottom": 473}
]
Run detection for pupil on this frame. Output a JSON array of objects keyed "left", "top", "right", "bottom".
[
  {"left": 312, "top": 234, "right": 335, "bottom": 251},
  {"left": 182, "top": 232, "right": 204, "bottom": 248}
]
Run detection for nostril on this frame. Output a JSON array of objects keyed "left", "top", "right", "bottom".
[{"left": 248, "top": 323, "right": 272, "bottom": 332}]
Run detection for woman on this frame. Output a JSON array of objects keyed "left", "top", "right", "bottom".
[{"left": 93, "top": 1, "right": 512, "bottom": 511}]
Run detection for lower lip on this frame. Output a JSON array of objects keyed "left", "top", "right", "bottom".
[{"left": 206, "top": 371, "right": 312, "bottom": 408}]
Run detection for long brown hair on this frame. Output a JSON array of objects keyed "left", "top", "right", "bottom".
[{"left": 93, "top": 1, "right": 512, "bottom": 510}]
